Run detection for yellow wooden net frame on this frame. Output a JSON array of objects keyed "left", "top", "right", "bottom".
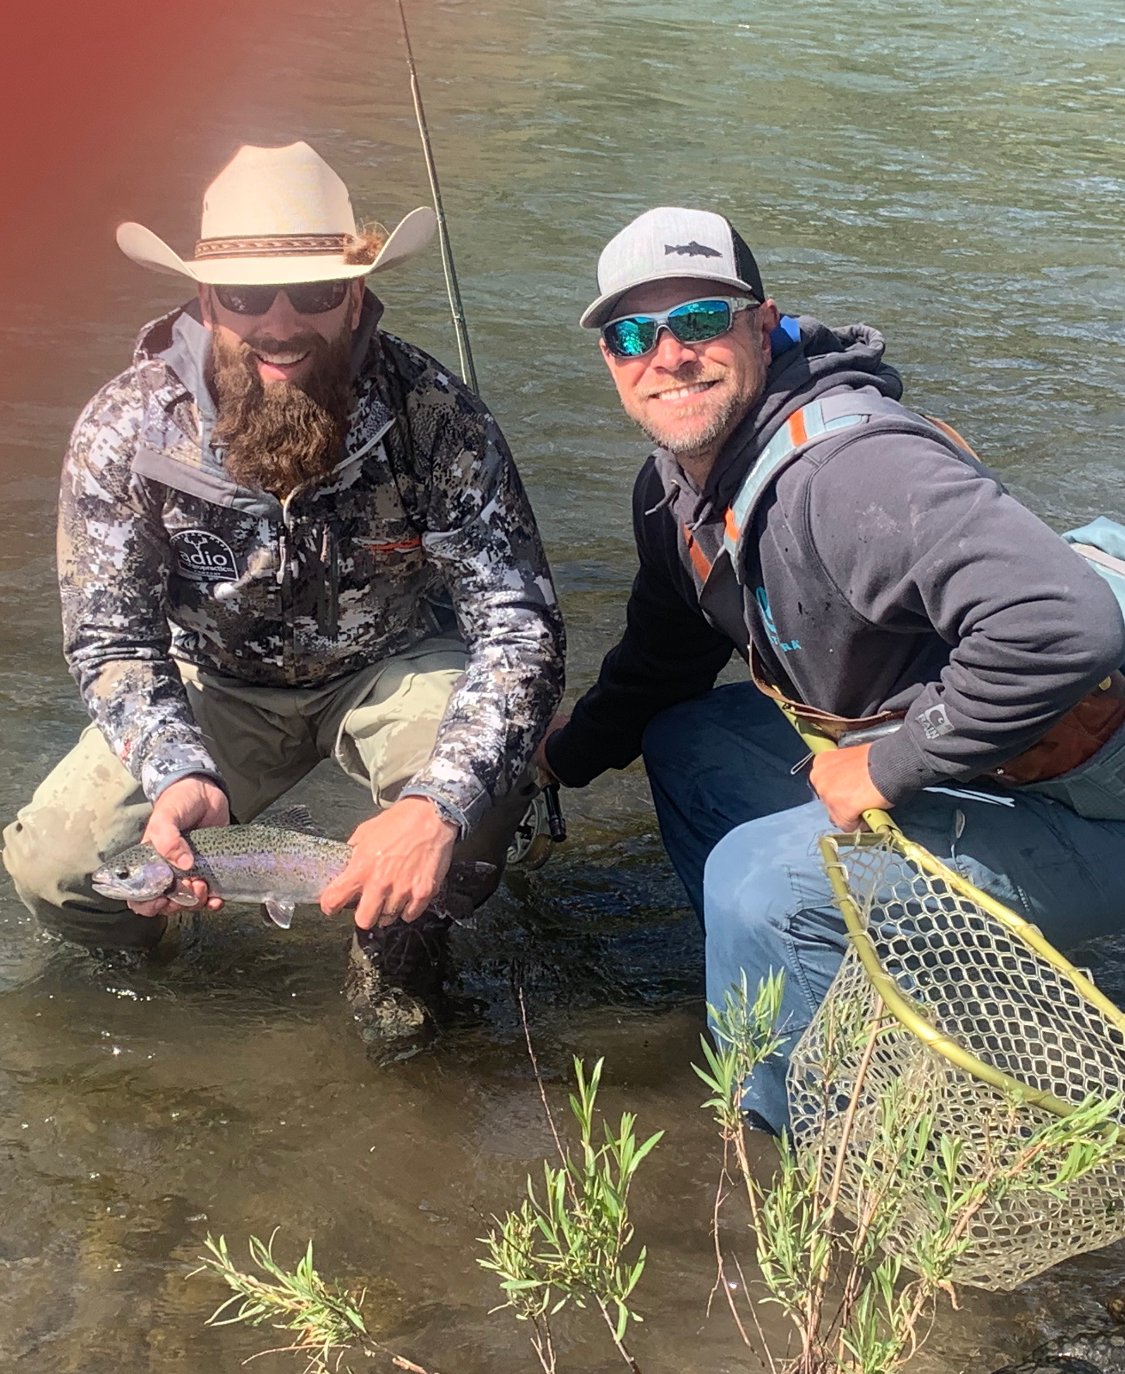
[{"left": 783, "top": 714, "right": 1125, "bottom": 1289}]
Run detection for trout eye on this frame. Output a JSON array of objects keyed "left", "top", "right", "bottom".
[{"left": 113, "top": 865, "right": 131, "bottom": 880}]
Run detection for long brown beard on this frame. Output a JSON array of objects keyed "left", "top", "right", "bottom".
[{"left": 208, "top": 327, "right": 353, "bottom": 498}]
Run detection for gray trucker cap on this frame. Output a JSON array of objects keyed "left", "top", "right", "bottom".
[{"left": 580, "top": 207, "right": 765, "bottom": 330}]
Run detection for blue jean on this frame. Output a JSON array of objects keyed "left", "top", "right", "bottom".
[{"left": 643, "top": 682, "right": 1125, "bottom": 1133}]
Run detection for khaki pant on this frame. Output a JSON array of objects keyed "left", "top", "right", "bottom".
[{"left": 2, "top": 638, "right": 534, "bottom": 949}]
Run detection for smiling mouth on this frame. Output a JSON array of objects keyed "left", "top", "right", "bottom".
[
  {"left": 253, "top": 350, "right": 310, "bottom": 367},
  {"left": 649, "top": 380, "right": 717, "bottom": 402}
]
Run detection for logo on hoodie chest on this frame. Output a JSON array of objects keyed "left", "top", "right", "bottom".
[
  {"left": 755, "top": 587, "right": 801, "bottom": 654},
  {"left": 171, "top": 529, "right": 240, "bottom": 582}
]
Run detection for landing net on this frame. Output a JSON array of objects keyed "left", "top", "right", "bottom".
[{"left": 787, "top": 824, "right": 1125, "bottom": 1291}]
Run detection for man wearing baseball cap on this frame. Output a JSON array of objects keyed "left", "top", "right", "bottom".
[
  {"left": 538, "top": 205, "right": 1125, "bottom": 1131},
  {"left": 3, "top": 142, "right": 565, "bottom": 1041}
]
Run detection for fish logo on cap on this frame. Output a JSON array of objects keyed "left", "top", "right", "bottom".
[{"left": 664, "top": 241, "right": 722, "bottom": 258}]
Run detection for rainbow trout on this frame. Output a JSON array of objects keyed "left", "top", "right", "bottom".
[{"left": 90, "top": 809, "right": 492, "bottom": 929}]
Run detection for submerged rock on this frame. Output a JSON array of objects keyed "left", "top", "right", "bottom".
[
  {"left": 991, "top": 1358, "right": 1103, "bottom": 1374},
  {"left": 992, "top": 1327, "right": 1125, "bottom": 1374},
  {"left": 989, "top": 1277, "right": 1125, "bottom": 1374}
]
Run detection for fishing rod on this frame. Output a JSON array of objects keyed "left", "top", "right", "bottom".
[
  {"left": 394, "top": 1, "right": 565, "bottom": 852},
  {"left": 395, "top": 0, "right": 479, "bottom": 394}
]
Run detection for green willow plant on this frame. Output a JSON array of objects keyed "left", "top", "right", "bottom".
[
  {"left": 192, "top": 977, "right": 1125, "bottom": 1374},
  {"left": 695, "top": 973, "right": 1125, "bottom": 1374},
  {"left": 478, "top": 1055, "right": 663, "bottom": 1374},
  {"left": 194, "top": 1230, "right": 437, "bottom": 1374}
]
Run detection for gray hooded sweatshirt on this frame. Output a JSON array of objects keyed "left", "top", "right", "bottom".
[{"left": 546, "top": 316, "right": 1124, "bottom": 804}]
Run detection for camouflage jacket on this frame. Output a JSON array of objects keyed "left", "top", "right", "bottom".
[{"left": 58, "top": 296, "right": 565, "bottom": 831}]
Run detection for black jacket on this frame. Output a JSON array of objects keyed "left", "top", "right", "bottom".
[{"left": 547, "top": 317, "right": 1124, "bottom": 803}]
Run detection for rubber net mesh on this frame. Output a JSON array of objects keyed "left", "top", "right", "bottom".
[{"left": 787, "top": 831, "right": 1125, "bottom": 1291}]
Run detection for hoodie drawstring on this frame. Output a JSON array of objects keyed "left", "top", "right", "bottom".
[
  {"left": 317, "top": 524, "right": 340, "bottom": 639},
  {"left": 644, "top": 481, "right": 681, "bottom": 518}
]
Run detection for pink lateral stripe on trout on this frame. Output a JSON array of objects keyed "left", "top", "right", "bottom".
[{"left": 90, "top": 812, "right": 491, "bottom": 929}]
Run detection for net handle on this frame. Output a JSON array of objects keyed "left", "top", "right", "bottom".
[
  {"left": 779, "top": 705, "right": 896, "bottom": 834},
  {"left": 778, "top": 702, "right": 1125, "bottom": 1117}
]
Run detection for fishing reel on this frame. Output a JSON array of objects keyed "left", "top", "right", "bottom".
[{"left": 506, "top": 784, "right": 566, "bottom": 870}]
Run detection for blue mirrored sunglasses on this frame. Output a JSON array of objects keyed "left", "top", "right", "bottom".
[{"left": 601, "top": 296, "right": 758, "bottom": 359}]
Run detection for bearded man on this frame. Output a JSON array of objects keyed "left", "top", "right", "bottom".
[{"left": 3, "top": 142, "right": 564, "bottom": 1032}]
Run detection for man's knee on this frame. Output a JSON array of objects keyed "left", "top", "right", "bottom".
[
  {"left": 641, "top": 695, "right": 709, "bottom": 779},
  {"left": 4, "top": 811, "right": 165, "bottom": 950},
  {"left": 2, "top": 805, "right": 83, "bottom": 909},
  {"left": 642, "top": 695, "right": 723, "bottom": 850},
  {"left": 643, "top": 682, "right": 803, "bottom": 800},
  {"left": 3, "top": 735, "right": 156, "bottom": 948}
]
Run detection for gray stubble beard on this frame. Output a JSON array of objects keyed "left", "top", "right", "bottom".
[{"left": 639, "top": 388, "right": 751, "bottom": 459}]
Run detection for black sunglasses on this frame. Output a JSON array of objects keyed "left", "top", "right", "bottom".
[
  {"left": 601, "top": 296, "right": 757, "bottom": 359},
  {"left": 212, "top": 279, "right": 351, "bottom": 316}
]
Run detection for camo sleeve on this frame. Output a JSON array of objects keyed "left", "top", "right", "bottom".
[
  {"left": 396, "top": 377, "right": 566, "bottom": 832},
  {"left": 58, "top": 374, "right": 223, "bottom": 801}
]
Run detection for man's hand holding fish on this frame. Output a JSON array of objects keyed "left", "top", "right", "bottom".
[
  {"left": 319, "top": 797, "right": 459, "bottom": 929},
  {"left": 128, "top": 775, "right": 230, "bottom": 918}
]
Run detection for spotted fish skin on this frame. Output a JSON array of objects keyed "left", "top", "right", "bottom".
[
  {"left": 93, "top": 824, "right": 352, "bottom": 905},
  {"left": 91, "top": 822, "right": 492, "bottom": 927}
]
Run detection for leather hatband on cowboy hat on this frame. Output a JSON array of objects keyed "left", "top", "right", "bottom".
[{"left": 116, "top": 141, "right": 437, "bottom": 285}]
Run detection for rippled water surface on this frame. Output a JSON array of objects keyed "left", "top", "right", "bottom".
[{"left": 1, "top": 0, "right": 1123, "bottom": 1368}]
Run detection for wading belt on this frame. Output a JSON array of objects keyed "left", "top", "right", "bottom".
[
  {"left": 749, "top": 645, "right": 902, "bottom": 741},
  {"left": 755, "top": 645, "right": 1125, "bottom": 787},
  {"left": 989, "top": 674, "right": 1125, "bottom": 786}
]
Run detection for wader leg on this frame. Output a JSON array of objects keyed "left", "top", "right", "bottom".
[
  {"left": 2, "top": 726, "right": 167, "bottom": 950},
  {"left": 327, "top": 639, "right": 537, "bottom": 1041}
]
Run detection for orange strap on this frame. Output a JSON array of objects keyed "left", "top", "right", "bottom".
[{"left": 682, "top": 524, "right": 712, "bottom": 580}]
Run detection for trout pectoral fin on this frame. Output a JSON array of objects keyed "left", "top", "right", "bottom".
[
  {"left": 168, "top": 884, "right": 200, "bottom": 908},
  {"left": 263, "top": 898, "right": 295, "bottom": 930}
]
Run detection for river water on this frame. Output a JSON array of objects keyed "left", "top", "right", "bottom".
[{"left": 1, "top": 0, "right": 1123, "bottom": 1369}]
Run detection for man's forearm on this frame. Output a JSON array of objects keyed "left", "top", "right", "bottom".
[
  {"left": 403, "top": 603, "right": 565, "bottom": 830},
  {"left": 69, "top": 655, "right": 220, "bottom": 801}
]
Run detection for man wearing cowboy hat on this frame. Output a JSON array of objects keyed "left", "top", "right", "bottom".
[{"left": 3, "top": 142, "right": 565, "bottom": 1019}]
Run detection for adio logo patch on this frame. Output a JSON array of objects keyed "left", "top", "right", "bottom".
[{"left": 171, "top": 530, "right": 239, "bottom": 582}]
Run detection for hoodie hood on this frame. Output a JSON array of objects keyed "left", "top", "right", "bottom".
[{"left": 651, "top": 315, "right": 904, "bottom": 522}]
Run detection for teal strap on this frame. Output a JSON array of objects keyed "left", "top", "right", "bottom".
[{"left": 723, "top": 401, "right": 870, "bottom": 574}]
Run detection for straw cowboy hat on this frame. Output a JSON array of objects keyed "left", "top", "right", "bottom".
[{"left": 116, "top": 141, "right": 437, "bottom": 285}]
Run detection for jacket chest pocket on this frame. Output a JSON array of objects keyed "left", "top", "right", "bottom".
[
  {"left": 162, "top": 495, "right": 274, "bottom": 579},
  {"left": 164, "top": 506, "right": 282, "bottom": 616},
  {"left": 347, "top": 520, "right": 427, "bottom": 584}
]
